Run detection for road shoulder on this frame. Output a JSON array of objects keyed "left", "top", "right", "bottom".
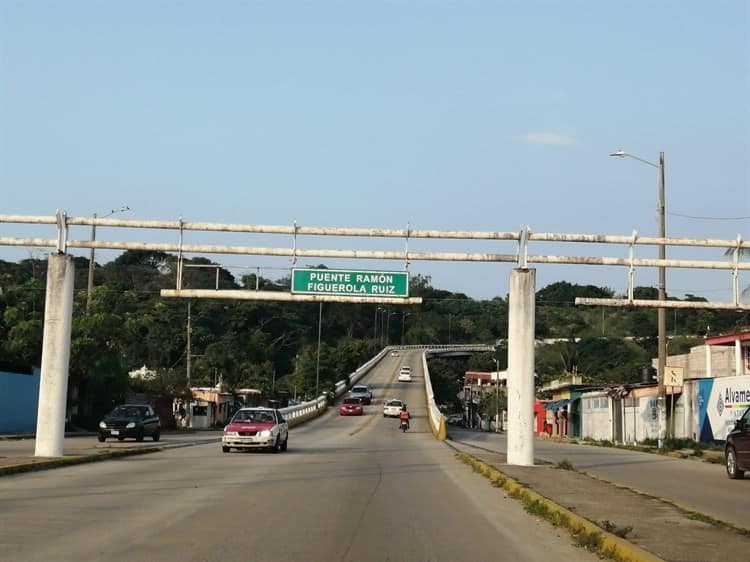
[{"left": 448, "top": 438, "right": 749, "bottom": 562}]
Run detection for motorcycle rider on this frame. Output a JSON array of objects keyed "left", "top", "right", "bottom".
[{"left": 399, "top": 404, "right": 410, "bottom": 430}]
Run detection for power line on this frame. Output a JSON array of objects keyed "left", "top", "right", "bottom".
[{"left": 668, "top": 211, "right": 750, "bottom": 221}]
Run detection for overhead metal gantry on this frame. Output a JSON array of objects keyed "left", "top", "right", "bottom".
[
  {"left": 1, "top": 212, "right": 748, "bottom": 464},
  {"left": 2, "top": 212, "right": 748, "bottom": 309}
]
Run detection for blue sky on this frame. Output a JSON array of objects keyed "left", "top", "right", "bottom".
[{"left": 1, "top": 1, "right": 748, "bottom": 301}]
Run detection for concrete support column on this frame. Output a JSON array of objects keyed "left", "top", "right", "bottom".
[
  {"left": 507, "top": 268, "right": 536, "bottom": 466},
  {"left": 35, "top": 253, "right": 74, "bottom": 457}
]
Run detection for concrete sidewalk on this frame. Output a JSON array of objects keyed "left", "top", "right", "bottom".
[{"left": 447, "top": 434, "right": 748, "bottom": 562}]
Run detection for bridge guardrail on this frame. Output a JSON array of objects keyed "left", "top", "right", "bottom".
[
  {"left": 422, "top": 349, "right": 447, "bottom": 440},
  {"left": 279, "top": 344, "right": 485, "bottom": 432},
  {"left": 279, "top": 347, "right": 390, "bottom": 427}
]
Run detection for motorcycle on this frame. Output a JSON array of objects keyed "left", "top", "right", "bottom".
[{"left": 399, "top": 419, "right": 409, "bottom": 432}]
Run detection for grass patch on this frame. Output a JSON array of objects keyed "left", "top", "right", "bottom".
[
  {"left": 524, "top": 499, "right": 551, "bottom": 518},
  {"left": 556, "top": 458, "right": 575, "bottom": 471},
  {"left": 574, "top": 529, "right": 604, "bottom": 550},
  {"left": 453, "top": 450, "right": 644, "bottom": 562},
  {"left": 599, "top": 520, "right": 634, "bottom": 539},
  {"left": 682, "top": 510, "right": 750, "bottom": 536}
]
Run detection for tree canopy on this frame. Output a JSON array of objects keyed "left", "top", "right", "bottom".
[{"left": 1, "top": 255, "right": 747, "bottom": 427}]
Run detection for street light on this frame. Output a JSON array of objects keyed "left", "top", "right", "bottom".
[
  {"left": 401, "top": 312, "right": 412, "bottom": 344},
  {"left": 611, "top": 149, "right": 667, "bottom": 448},
  {"left": 380, "top": 307, "right": 388, "bottom": 346},
  {"left": 385, "top": 311, "right": 397, "bottom": 345},
  {"left": 86, "top": 206, "right": 130, "bottom": 314},
  {"left": 374, "top": 306, "right": 385, "bottom": 343}
]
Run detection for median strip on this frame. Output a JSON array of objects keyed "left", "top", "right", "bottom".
[
  {"left": 0, "top": 447, "right": 162, "bottom": 477},
  {"left": 454, "top": 451, "right": 664, "bottom": 562}
]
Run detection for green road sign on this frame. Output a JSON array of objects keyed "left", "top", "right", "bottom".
[{"left": 292, "top": 268, "right": 409, "bottom": 298}]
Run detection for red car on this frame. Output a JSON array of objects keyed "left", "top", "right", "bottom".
[
  {"left": 339, "top": 397, "right": 364, "bottom": 416},
  {"left": 222, "top": 407, "right": 289, "bottom": 453}
]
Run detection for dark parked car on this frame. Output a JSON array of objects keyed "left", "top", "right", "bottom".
[
  {"left": 725, "top": 406, "right": 750, "bottom": 479},
  {"left": 98, "top": 404, "right": 161, "bottom": 442}
]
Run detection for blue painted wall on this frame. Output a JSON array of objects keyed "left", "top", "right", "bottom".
[{"left": 0, "top": 368, "right": 40, "bottom": 434}]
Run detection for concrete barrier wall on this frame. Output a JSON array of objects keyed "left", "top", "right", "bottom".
[{"left": 422, "top": 351, "right": 447, "bottom": 440}]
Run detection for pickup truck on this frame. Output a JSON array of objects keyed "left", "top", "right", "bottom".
[{"left": 349, "top": 384, "right": 373, "bottom": 405}]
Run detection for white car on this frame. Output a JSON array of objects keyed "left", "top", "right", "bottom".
[
  {"left": 383, "top": 399, "right": 406, "bottom": 417},
  {"left": 398, "top": 366, "right": 412, "bottom": 382}
]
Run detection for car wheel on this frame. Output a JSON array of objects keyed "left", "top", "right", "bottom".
[
  {"left": 117, "top": 436, "right": 125, "bottom": 441},
  {"left": 97, "top": 434, "right": 106, "bottom": 443},
  {"left": 152, "top": 429, "right": 160, "bottom": 442},
  {"left": 136, "top": 430, "right": 144, "bottom": 442},
  {"left": 272, "top": 437, "right": 281, "bottom": 454},
  {"left": 222, "top": 446, "right": 230, "bottom": 453},
  {"left": 281, "top": 436, "right": 288, "bottom": 452},
  {"left": 383, "top": 413, "right": 387, "bottom": 418},
  {"left": 726, "top": 447, "right": 745, "bottom": 479}
]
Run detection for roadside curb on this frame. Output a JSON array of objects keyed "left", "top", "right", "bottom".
[
  {"left": 447, "top": 443, "right": 664, "bottom": 562},
  {"left": 0, "top": 447, "right": 161, "bottom": 477}
]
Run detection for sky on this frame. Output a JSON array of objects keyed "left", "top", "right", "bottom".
[{"left": 1, "top": 1, "right": 749, "bottom": 302}]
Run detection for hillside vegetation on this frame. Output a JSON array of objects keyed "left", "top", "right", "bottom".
[{"left": 1, "top": 252, "right": 746, "bottom": 425}]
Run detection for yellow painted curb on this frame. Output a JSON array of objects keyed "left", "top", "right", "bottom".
[
  {"left": 456, "top": 452, "right": 664, "bottom": 562},
  {"left": 437, "top": 416, "right": 447, "bottom": 441}
]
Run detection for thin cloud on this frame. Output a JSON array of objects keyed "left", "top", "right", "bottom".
[{"left": 516, "top": 132, "right": 575, "bottom": 146}]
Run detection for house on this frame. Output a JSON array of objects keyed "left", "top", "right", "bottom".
[
  {"left": 539, "top": 375, "right": 600, "bottom": 439},
  {"left": 574, "top": 328, "right": 750, "bottom": 445}
]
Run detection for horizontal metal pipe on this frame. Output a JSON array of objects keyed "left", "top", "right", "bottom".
[
  {"left": 2, "top": 237, "right": 748, "bottom": 270},
  {"left": 160, "top": 290, "right": 423, "bottom": 304},
  {"left": 576, "top": 297, "right": 750, "bottom": 311},
  {"left": 1, "top": 215, "right": 748, "bottom": 249}
]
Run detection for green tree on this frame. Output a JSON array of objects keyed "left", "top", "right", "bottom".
[{"left": 478, "top": 388, "right": 507, "bottom": 419}]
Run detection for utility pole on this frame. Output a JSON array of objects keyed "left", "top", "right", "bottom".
[
  {"left": 657, "top": 151, "right": 667, "bottom": 446},
  {"left": 316, "top": 302, "right": 322, "bottom": 396},
  {"left": 185, "top": 301, "right": 193, "bottom": 427},
  {"left": 610, "top": 149, "right": 667, "bottom": 448},
  {"left": 86, "top": 213, "right": 97, "bottom": 315},
  {"left": 186, "top": 301, "right": 192, "bottom": 390},
  {"left": 86, "top": 206, "right": 129, "bottom": 315}
]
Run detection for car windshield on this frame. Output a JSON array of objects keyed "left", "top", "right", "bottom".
[
  {"left": 111, "top": 406, "right": 147, "bottom": 418},
  {"left": 352, "top": 387, "right": 367, "bottom": 393},
  {"left": 386, "top": 400, "right": 403, "bottom": 407},
  {"left": 233, "top": 410, "right": 275, "bottom": 423}
]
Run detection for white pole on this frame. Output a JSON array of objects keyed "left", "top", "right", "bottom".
[
  {"left": 35, "top": 253, "right": 74, "bottom": 457},
  {"left": 507, "top": 268, "right": 536, "bottom": 466},
  {"left": 316, "top": 302, "right": 323, "bottom": 396}
]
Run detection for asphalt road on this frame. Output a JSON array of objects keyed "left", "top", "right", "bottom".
[{"left": 0, "top": 351, "right": 600, "bottom": 562}]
